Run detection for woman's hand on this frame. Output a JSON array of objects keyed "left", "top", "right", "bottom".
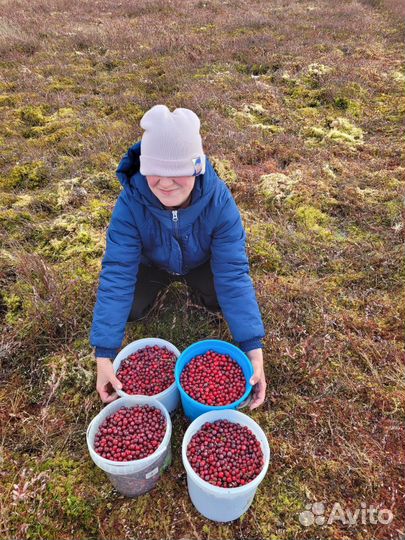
[
  {"left": 96, "top": 357, "right": 123, "bottom": 403},
  {"left": 246, "top": 348, "right": 266, "bottom": 410}
]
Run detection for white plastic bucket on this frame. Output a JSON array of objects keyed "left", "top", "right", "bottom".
[
  {"left": 86, "top": 396, "right": 172, "bottom": 497},
  {"left": 113, "top": 338, "right": 181, "bottom": 414},
  {"left": 182, "top": 409, "right": 270, "bottom": 522}
]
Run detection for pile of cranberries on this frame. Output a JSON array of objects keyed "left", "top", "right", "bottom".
[
  {"left": 180, "top": 350, "right": 246, "bottom": 406},
  {"left": 187, "top": 420, "right": 264, "bottom": 488},
  {"left": 116, "top": 345, "right": 177, "bottom": 396},
  {"left": 94, "top": 405, "right": 166, "bottom": 462}
]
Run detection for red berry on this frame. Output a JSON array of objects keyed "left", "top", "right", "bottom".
[
  {"left": 180, "top": 350, "right": 246, "bottom": 406},
  {"left": 116, "top": 346, "right": 177, "bottom": 396},
  {"left": 186, "top": 420, "right": 264, "bottom": 488},
  {"left": 94, "top": 405, "right": 166, "bottom": 462}
]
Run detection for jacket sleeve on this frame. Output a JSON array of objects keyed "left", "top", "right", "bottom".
[
  {"left": 90, "top": 190, "right": 142, "bottom": 358},
  {"left": 210, "top": 188, "right": 265, "bottom": 352}
]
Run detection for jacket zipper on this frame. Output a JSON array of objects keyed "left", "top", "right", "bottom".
[
  {"left": 171, "top": 210, "right": 182, "bottom": 274},
  {"left": 172, "top": 210, "right": 179, "bottom": 239}
]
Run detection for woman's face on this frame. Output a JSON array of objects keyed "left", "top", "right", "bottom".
[{"left": 146, "top": 175, "right": 195, "bottom": 208}]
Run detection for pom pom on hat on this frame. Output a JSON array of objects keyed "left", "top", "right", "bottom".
[{"left": 139, "top": 104, "right": 206, "bottom": 177}]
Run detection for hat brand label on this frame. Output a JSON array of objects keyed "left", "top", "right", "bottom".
[{"left": 192, "top": 156, "right": 202, "bottom": 176}]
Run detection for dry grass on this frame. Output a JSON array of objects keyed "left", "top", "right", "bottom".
[{"left": 0, "top": 0, "right": 404, "bottom": 538}]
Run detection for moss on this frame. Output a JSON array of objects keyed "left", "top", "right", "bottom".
[
  {"left": 22, "top": 108, "right": 79, "bottom": 148},
  {"left": 85, "top": 152, "right": 115, "bottom": 171},
  {"left": 4, "top": 161, "right": 49, "bottom": 190},
  {"left": 46, "top": 77, "right": 77, "bottom": 92},
  {"left": 303, "top": 117, "right": 363, "bottom": 148},
  {"left": 32, "top": 456, "right": 102, "bottom": 536},
  {"left": 259, "top": 171, "right": 302, "bottom": 204},
  {"left": 0, "top": 191, "right": 18, "bottom": 206},
  {"left": 0, "top": 94, "right": 18, "bottom": 107},
  {"left": 115, "top": 102, "right": 145, "bottom": 122},
  {"left": 246, "top": 223, "right": 284, "bottom": 272},
  {"left": 3, "top": 292, "right": 24, "bottom": 324},
  {"left": 295, "top": 205, "right": 330, "bottom": 228},
  {"left": 231, "top": 103, "right": 284, "bottom": 132},
  {"left": 250, "top": 239, "right": 283, "bottom": 272},
  {"left": 19, "top": 105, "right": 48, "bottom": 126},
  {"left": 86, "top": 199, "right": 112, "bottom": 227},
  {"left": 374, "top": 93, "right": 405, "bottom": 123},
  {"left": 285, "top": 77, "right": 329, "bottom": 107},
  {"left": 333, "top": 97, "right": 363, "bottom": 117},
  {"left": 210, "top": 156, "right": 238, "bottom": 186},
  {"left": 384, "top": 200, "right": 402, "bottom": 224},
  {"left": 346, "top": 225, "right": 383, "bottom": 246},
  {"left": 303, "top": 126, "right": 326, "bottom": 140},
  {"left": 88, "top": 171, "right": 121, "bottom": 193},
  {"left": 295, "top": 205, "right": 335, "bottom": 239},
  {"left": 0, "top": 208, "right": 33, "bottom": 241},
  {"left": 235, "top": 62, "right": 271, "bottom": 76},
  {"left": 327, "top": 117, "right": 364, "bottom": 145},
  {"left": 22, "top": 191, "right": 60, "bottom": 215},
  {"left": 253, "top": 478, "right": 305, "bottom": 539},
  {"left": 194, "top": 23, "right": 216, "bottom": 32},
  {"left": 36, "top": 217, "right": 104, "bottom": 262},
  {"left": 192, "top": 63, "right": 234, "bottom": 88}
]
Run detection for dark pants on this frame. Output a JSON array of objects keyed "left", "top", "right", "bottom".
[{"left": 128, "top": 260, "right": 220, "bottom": 322}]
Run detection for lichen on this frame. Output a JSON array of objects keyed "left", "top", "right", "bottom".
[
  {"left": 303, "top": 117, "right": 364, "bottom": 147},
  {"left": 391, "top": 70, "right": 405, "bottom": 83},
  {"left": 327, "top": 117, "right": 364, "bottom": 145},
  {"left": 231, "top": 103, "right": 284, "bottom": 132},
  {"left": 259, "top": 170, "right": 302, "bottom": 204},
  {"left": 306, "top": 63, "right": 332, "bottom": 77}
]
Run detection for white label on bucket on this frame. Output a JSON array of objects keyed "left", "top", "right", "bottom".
[{"left": 145, "top": 467, "right": 159, "bottom": 479}]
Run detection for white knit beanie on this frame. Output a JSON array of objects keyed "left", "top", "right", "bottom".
[{"left": 139, "top": 104, "right": 206, "bottom": 177}]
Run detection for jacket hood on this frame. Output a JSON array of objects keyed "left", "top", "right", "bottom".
[{"left": 115, "top": 141, "right": 219, "bottom": 229}]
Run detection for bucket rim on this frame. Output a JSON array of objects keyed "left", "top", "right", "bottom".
[
  {"left": 175, "top": 339, "right": 254, "bottom": 410},
  {"left": 113, "top": 338, "right": 181, "bottom": 400},
  {"left": 181, "top": 409, "right": 270, "bottom": 494},
  {"left": 87, "top": 396, "right": 172, "bottom": 469}
]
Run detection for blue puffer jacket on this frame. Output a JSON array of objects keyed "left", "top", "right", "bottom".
[{"left": 90, "top": 141, "right": 265, "bottom": 357}]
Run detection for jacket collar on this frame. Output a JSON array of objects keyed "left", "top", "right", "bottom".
[{"left": 116, "top": 141, "right": 218, "bottom": 229}]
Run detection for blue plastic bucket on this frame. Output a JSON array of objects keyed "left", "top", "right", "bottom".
[{"left": 175, "top": 339, "right": 254, "bottom": 421}]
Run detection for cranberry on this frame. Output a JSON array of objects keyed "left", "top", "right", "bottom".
[
  {"left": 180, "top": 350, "right": 246, "bottom": 406},
  {"left": 186, "top": 420, "right": 264, "bottom": 488},
  {"left": 116, "top": 345, "right": 177, "bottom": 396},
  {"left": 94, "top": 405, "right": 166, "bottom": 461}
]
